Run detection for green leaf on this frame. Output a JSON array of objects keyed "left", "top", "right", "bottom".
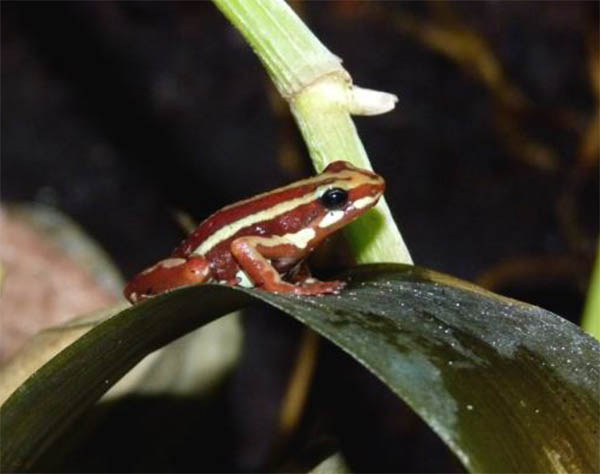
[
  {"left": 1, "top": 264, "right": 598, "bottom": 473},
  {"left": 582, "top": 240, "right": 600, "bottom": 339}
]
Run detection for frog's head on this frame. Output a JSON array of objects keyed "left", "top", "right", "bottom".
[{"left": 313, "top": 160, "right": 385, "bottom": 233}]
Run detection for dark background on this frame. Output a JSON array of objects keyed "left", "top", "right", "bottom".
[{"left": 2, "top": 1, "right": 598, "bottom": 472}]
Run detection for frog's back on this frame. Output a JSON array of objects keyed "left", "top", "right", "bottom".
[{"left": 171, "top": 175, "right": 336, "bottom": 258}]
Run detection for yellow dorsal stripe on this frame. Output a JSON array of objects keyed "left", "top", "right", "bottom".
[{"left": 192, "top": 169, "right": 378, "bottom": 255}]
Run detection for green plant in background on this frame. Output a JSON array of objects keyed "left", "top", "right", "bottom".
[
  {"left": 582, "top": 241, "right": 600, "bottom": 340},
  {"left": 1, "top": 1, "right": 598, "bottom": 473},
  {"left": 213, "top": 0, "right": 412, "bottom": 266}
]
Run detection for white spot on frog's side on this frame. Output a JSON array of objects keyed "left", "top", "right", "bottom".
[
  {"left": 318, "top": 210, "right": 345, "bottom": 228},
  {"left": 353, "top": 195, "right": 377, "bottom": 210},
  {"left": 141, "top": 257, "right": 186, "bottom": 275},
  {"left": 257, "top": 228, "right": 317, "bottom": 250},
  {"left": 236, "top": 270, "right": 254, "bottom": 288},
  {"left": 284, "top": 228, "right": 316, "bottom": 249},
  {"left": 160, "top": 258, "right": 187, "bottom": 268}
]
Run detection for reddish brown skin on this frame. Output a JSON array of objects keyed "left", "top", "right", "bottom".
[
  {"left": 123, "top": 257, "right": 211, "bottom": 303},
  {"left": 125, "top": 161, "right": 385, "bottom": 303},
  {"left": 199, "top": 200, "right": 322, "bottom": 281},
  {"left": 171, "top": 182, "right": 333, "bottom": 257}
]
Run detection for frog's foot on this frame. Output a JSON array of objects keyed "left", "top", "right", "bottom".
[{"left": 287, "top": 265, "right": 346, "bottom": 295}]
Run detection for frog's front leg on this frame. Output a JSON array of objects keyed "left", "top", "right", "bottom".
[
  {"left": 230, "top": 237, "right": 345, "bottom": 295},
  {"left": 124, "top": 256, "right": 212, "bottom": 303}
]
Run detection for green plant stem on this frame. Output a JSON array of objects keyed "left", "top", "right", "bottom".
[
  {"left": 582, "top": 240, "right": 600, "bottom": 340},
  {"left": 212, "top": 0, "right": 412, "bottom": 264}
]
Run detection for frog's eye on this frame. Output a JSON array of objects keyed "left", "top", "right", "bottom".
[{"left": 320, "top": 188, "right": 348, "bottom": 209}]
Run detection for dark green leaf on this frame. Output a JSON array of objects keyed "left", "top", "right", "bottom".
[{"left": 1, "top": 264, "right": 598, "bottom": 473}]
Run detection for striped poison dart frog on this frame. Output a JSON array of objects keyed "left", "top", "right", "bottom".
[{"left": 124, "top": 161, "right": 385, "bottom": 303}]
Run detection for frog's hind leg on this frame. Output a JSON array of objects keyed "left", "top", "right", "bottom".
[
  {"left": 231, "top": 237, "right": 345, "bottom": 295},
  {"left": 124, "top": 256, "right": 211, "bottom": 304}
]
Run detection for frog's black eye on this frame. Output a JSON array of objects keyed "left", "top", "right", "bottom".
[{"left": 320, "top": 188, "right": 348, "bottom": 209}]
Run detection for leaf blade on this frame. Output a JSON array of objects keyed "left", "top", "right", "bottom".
[
  {"left": 253, "top": 265, "right": 599, "bottom": 473},
  {"left": 1, "top": 264, "right": 598, "bottom": 473},
  {"left": 0, "top": 287, "right": 251, "bottom": 471}
]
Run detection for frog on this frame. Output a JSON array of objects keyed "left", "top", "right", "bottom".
[{"left": 124, "top": 160, "right": 385, "bottom": 303}]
